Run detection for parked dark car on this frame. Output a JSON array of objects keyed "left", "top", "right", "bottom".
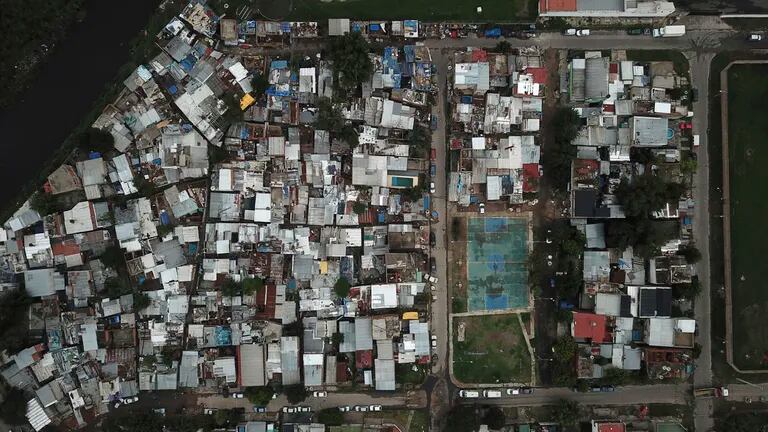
[
  {"left": 601, "top": 385, "right": 616, "bottom": 392},
  {"left": 430, "top": 257, "right": 437, "bottom": 273},
  {"left": 430, "top": 163, "right": 436, "bottom": 177},
  {"left": 429, "top": 231, "right": 436, "bottom": 247},
  {"left": 520, "top": 387, "right": 533, "bottom": 394}
]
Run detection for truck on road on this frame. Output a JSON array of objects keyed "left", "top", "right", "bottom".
[
  {"left": 694, "top": 387, "right": 729, "bottom": 398},
  {"left": 653, "top": 25, "right": 685, "bottom": 38}
]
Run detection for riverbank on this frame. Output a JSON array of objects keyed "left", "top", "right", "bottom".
[{"left": 0, "top": 0, "right": 185, "bottom": 222}]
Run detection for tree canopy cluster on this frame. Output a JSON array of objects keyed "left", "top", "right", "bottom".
[
  {"left": 329, "top": 32, "right": 373, "bottom": 91},
  {"left": 541, "top": 106, "right": 580, "bottom": 191}
]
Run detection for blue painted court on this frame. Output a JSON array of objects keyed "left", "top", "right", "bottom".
[{"left": 466, "top": 217, "right": 529, "bottom": 311}]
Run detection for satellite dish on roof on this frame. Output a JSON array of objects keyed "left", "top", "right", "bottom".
[{"left": 224, "top": 3, "right": 229, "bottom": 8}]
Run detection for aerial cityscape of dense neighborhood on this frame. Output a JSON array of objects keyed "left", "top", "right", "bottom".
[{"left": 3, "top": 0, "right": 768, "bottom": 431}]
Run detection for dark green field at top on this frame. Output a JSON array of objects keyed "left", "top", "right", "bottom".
[
  {"left": 727, "top": 63, "right": 768, "bottom": 370},
  {"left": 287, "top": 0, "right": 530, "bottom": 21}
]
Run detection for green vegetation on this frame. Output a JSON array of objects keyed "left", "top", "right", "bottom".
[
  {"left": 29, "top": 191, "right": 65, "bottom": 216},
  {"left": 0, "top": 387, "right": 28, "bottom": 425},
  {"left": 396, "top": 363, "right": 427, "bottom": 385},
  {"left": 445, "top": 406, "right": 481, "bottom": 432},
  {"left": 551, "top": 335, "right": 578, "bottom": 386},
  {"left": 614, "top": 173, "right": 685, "bottom": 220},
  {"left": 550, "top": 399, "right": 581, "bottom": 431},
  {"left": 482, "top": 407, "right": 506, "bottom": 430},
  {"left": 328, "top": 32, "right": 373, "bottom": 91},
  {"left": 453, "top": 314, "right": 532, "bottom": 384},
  {"left": 134, "top": 292, "right": 151, "bottom": 311},
  {"left": 408, "top": 125, "right": 431, "bottom": 159},
  {"left": 0, "top": 0, "right": 86, "bottom": 109},
  {"left": 677, "top": 243, "right": 702, "bottom": 264},
  {"left": 78, "top": 127, "right": 115, "bottom": 153},
  {"left": 334, "top": 277, "right": 351, "bottom": 298},
  {"left": 156, "top": 223, "right": 176, "bottom": 238},
  {"left": 541, "top": 106, "right": 580, "bottom": 191},
  {"left": 133, "top": 174, "right": 157, "bottom": 197},
  {"left": 317, "top": 408, "right": 344, "bottom": 426},
  {"left": 245, "top": 385, "right": 274, "bottom": 406},
  {"left": 102, "top": 411, "right": 219, "bottom": 432},
  {"left": 726, "top": 63, "right": 768, "bottom": 370},
  {"left": 242, "top": 277, "right": 265, "bottom": 296},
  {"left": 315, "top": 97, "right": 358, "bottom": 146},
  {"left": 606, "top": 218, "right": 679, "bottom": 259},
  {"left": 288, "top": 0, "right": 528, "bottom": 20},
  {"left": 221, "top": 277, "right": 242, "bottom": 297},
  {"left": 494, "top": 41, "right": 512, "bottom": 54},
  {"left": 352, "top": 201, "right": 368, "bottom": 215},
  {"left": 716, "top": 411, "right": 768, "bottom": 431},
  {"left": 284, "top": 384, "right": 308, "bottom": 404},
  {"left": 142, "top": 354, "right": 157, "bottom": 369}
]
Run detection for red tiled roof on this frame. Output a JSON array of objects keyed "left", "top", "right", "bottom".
[
  {"left": 526, "top": 67, "right": 548, "bottom": 85},
  {"left": 539, "top": 0, "right": 577, "bottom": 12},
  {"left": 572, "top": 312, "right": 608, "bottom": 342},
  {"left": 597, "top": 423, "right": 626, "bottom": 432},
  {"left": 523, "top": 163, "right": 540, "bottom": 193},
  {"left": 356, "top": 350, "right": 373, "bottom": 369}
]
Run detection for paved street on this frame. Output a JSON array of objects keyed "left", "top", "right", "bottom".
[
  {"left": 456, "top": 384, "right": 690, "bottom": 407},
  {"left": 198, "top": 391, "right": 424, "bottom": 412}
]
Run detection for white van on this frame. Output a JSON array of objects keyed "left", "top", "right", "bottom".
[
  {"left": 459, "top": 390, "right": 480, "bottom": 398},
  {"left": 483, "top": 390, "right": 502, "bottom": 398}
]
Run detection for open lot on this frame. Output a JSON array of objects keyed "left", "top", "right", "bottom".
[
  {"left": 287, "top": 0, "right": 529, "bottom": 21},
  {"left": 452, "top": 314, "right": 532, "bottom": 384},
  {"left": 726, "top": 63, "right": 768, "bottom": 370}
]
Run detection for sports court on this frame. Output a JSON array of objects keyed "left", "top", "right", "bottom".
[{"left": 466, "top": 217, "right": 529, "bottom": 311}]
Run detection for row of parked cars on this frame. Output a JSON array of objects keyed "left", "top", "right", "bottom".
[
  {"left": 459, "top": 388, "right": 534, "bottom": 398},
  {"left": 338, "top": 405, "right": 383, "bottom": 412}
]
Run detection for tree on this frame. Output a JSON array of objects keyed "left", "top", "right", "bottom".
[
  {"left": 99, "top": 245, "right": 125, "bottom": 270},
  {"left": 29, "top": 191, "right": 61, "bottom": 216},
  {"left": 133, "top": 292, "right": 151, "bottom": 311},
  {"left": 284, "top": 384, "right": 308, "bottom": 404},
  {"left": 105, "top": 277, "right": 133, "bottom": 298},
  {"left": 614, "top": 173, "right": 685, "bottom": 220},
  {"left": 156, "top": 223, "right": 176, "bottom": 238},
  {"left": 329, "top": 32, "right": 373, "bottom": 91},
  {"left": 133, "top": 174, "right": 156, "bottom": 197},
  {"left": 318, "top": 408, "right": 344, "bottom": 426},
  {"left": 483, "top": 406, "right": 506, "bottom": 429},
  {"left": 541, "top": 106, "right": 580, "bottom": 191},
  {"left": 494, "top": 40, "right": 512, "bottom": 53},
  {"left": 331, "top": 332, "right": 344, "bottom": 345},
  {"left": 315, "top": 97, "right": 343, "bottom": 130},
  {"left": 245, "top": 386, "right": 274, "bottom": 406},
  {"left": 551, "top": 399, "right": 581, "bottom": 430},
  {"left": 142, "top": 354, "right": 157, "bottom": 369},
  {"left": 78, "top": 127, "right": 115, "bottom": 153},
  {"left": 408, "top": 126, "right": 431, "bottom": 158},
  {"left": 251, "top": 73, "right": 269, "bottom": 97},
  {"left": 674, "top": 277, "right": 701, "bottom": 300},
  {"left": 334, "top": 277, "right": 351, "bottom": 298},
  {"left": 552, "top": 336, "right": 578, "bottom": 363},
  {"left": 221, "top": 277, "right": 242, "bottom": 297},
  {"left": 161, "top": 346, "right": 175, "bottom": 368},
  {"left": 606, "top": 219, "right": 679, "bottom": 259},
  {"left": 716, "top": 412, "right": 768, "bottom": 432},
  {"left": 678, "top": 243, "right": 702, "bottom": 263},
  {"left": 445, "top": 405, "right": 480, "bottom": 432},
  {"left": 0, "top": 388, "right": 28, "bottom": 425},
  {"left": 352, "top": 201, "right": 368, "bottom": 215},
  {"left": 599, "top": 367, "right": 631, "bottom": 385},
  {"left": 242, "top": 277, "right": 265, "bottom": 296},
  {"left": 214, "top": 408, "right": 242, "bottom": 426}
]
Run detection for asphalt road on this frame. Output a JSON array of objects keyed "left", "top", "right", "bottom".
[
  {"left": 690, "top": 52, "right": 716, "bottom": 432},
  {"left": 456, "top": 384, "right": 690, "bottom": 407}
]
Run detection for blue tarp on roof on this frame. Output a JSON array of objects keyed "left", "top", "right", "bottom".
[
  {"left": 160, "top": 212, "right": 171, "bottom": 226},
  {"left": 461, "top": 95, "right": 473, "bottom": 104},
  {"left": 167, "top": 84, "right": 178, "bottom": 95},
  {"left": 484, "top": 28, "right": 502, "bottom": 38},
  {"left": 179, "top": 54, "right": 198, "bottom": 72},
  {"left": 215, "top": 326, "right": 232, "bottom": 346},
  {"left": 370, "top": 23, "right": 382, "bottom": 32},
  {"left": 280, "top": 22, "right": 291, "bottom": 33},
  {"left": 352, "top": 23, "right": 362, "bottom": 32},
  {"left": 403, "top": 45, "right": 415, "bottom": 63},
  {"left": 270, "top": 60, "right": 288, "bottom": 70},
  {"left": 88, "top": 152, "right": 102, "bottom": 159}
]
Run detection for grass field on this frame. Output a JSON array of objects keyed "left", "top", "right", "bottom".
[
  {"left": 727, "top": 63, "right": 768, "bottom": 370},
  {"left": 453, "top": 314, "right": 532, "bottom": 384},
  {"left": 287, "top": 0, "right": 529, "bottom": 21}
]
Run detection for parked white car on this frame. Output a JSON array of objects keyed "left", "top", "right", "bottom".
[
  {"left": 122, "top": 396, "right": 139, "bottom": 405},
  {"left": 338, "top": 406, "right": 352, "bottom": 412},
  {"left": 312, "top": 391, "right": 328, "bottom": 398},
  {"left": 231, "top": 393, "right": 244, "bottom": 399},
  {"left": 576, "top": 29, "right": 590, "bottom": 36},
  {"left": 369, "top": 405, "right": 382, "bottom": 411}
]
